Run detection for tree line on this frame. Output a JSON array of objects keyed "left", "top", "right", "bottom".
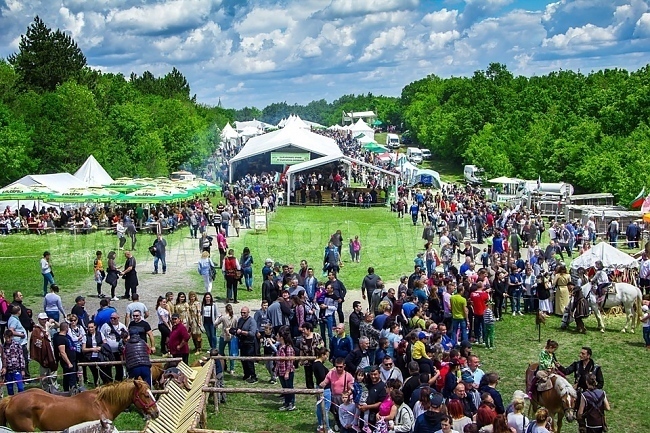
[
  {"left": 243, "top": 63, "right": 650, "bottom": 205},
  {"left": 3, "top": 17, "right": 648, "bottom": 204},
  {"left": 0, "top": 17, "right": 234, "bottom": 186}
]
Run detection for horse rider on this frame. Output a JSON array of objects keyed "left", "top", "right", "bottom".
[
  {"left": 558, "top": 347, "right": 604, "bottom": 433},
  {"left": 590, "top": 261, "right": 610, "bottom": 301},
  {"left": 528, "top": 339, "right": 560, "bottom": 398}
]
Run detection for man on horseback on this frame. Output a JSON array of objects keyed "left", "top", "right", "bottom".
[
  {"left": 590, "top": 261, "right": 611, "bottom": 303},
  {"left": 557, "top": 347, "right": 604, "bottom": 433}
]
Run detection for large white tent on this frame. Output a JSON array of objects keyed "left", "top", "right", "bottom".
[
  {"left": 74, "top": 155, "right": 114, "bottom": 187},
  {"left": 221, "top": 122, "right": 238, "bottom": 140},
  {"left": 10, "top": 173, "right": 88, "bottom": 192},
  {"left": 571, "top": 242, "right": 639, "bottom": 270},
  {"left": 228, "top": 125, "right": 342, "bottom": 182},
  {"left": 349, "top": 118, "right": 375, "bottom": 140},
  {"left": 283, "top": 115, "right": 310, "bottom": 130}
]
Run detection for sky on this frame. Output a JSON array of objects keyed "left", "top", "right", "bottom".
[{"left": 2, "top": 0, "right": 650, "bottom": 110}]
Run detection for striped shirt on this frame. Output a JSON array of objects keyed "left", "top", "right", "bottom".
[{"left": 484, "top": 308, "right": 496, "bottom": 325}]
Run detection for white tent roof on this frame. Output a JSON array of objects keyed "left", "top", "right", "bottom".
[
  {"left": 328, "top": 124, "right": 344, "bottom": 130},
  {"left": 221, "top": 122, "right": 238, "bottom": 140},
  {"left": 571, "top": 242, "right": 639, "bottom": 270},
  {"left": 229, "top": 125, "right": 342, "bottom": 165},
  {"left": 235, "top": 119, "right": 273, "bottom": 131},
  {"left": 74, "top": 155, "right": 114, "bottom": 187},
  {"left": 10, "top": 173, "right": 88, "bottom": 192},
  {"left": 283, "top": 115, "right": 310, "bottom": 130},
  {"left": 350, "top": 118, "right": 373, "bottom": 133}
]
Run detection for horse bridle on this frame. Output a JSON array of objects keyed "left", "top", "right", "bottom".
[{"left": 133, "top": 387, "right": 158, "bottom": 410}]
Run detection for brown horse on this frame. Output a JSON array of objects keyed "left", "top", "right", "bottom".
[
  {"left": 526, "top": 363, "right": 577, "bottom": 433},
  {"left": 0, "top": 379, "right": 159, "bottom": 432}
]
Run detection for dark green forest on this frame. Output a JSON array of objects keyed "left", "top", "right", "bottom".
[{"left": 2, "top": 18, "right": 649, "bottom": 204}]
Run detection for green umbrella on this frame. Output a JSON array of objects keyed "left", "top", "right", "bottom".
[
  {"left": 49, "top": 187, "right": 123, "bottom": 203},
  {"left": 104, "top": 177, "right": 145, "bottom": 192},
  {"left": 195, "top": 178, "right": 220, "bottom": 192},
  {"left": 372, "top": 119, "right": 383, "bottom": 126},
  {"left": 0, "top": 183, "right": 54, "bottom": 200},
  {"left": 121, "top": 186, "right": 189, "bottom": 203},
  {"left": 363, "top": 142, "right": 388, "bottom": 153}
]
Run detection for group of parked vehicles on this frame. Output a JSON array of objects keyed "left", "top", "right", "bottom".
[{"left": 384, "top": 133, "right": 431, "bottom": 164}]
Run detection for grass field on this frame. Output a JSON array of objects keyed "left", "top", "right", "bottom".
[{"left": 2, "top": 206, "right": 646, "bottom": 433}]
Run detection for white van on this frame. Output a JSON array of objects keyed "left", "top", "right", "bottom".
[
  {"left": 463, "top": 165, "right": 484, "bottom": 185},
  {"left": 170, "top": 170, "right": 196, "bottom": 181},
  {"left": 421, "top": 149, "right": 431, "bottom": 160},
  {"left": 406, "top": 147, "right": 423, "bottom": 164},
  {"left": 386, "top": 133, "right": 400, "bottom": 149}
]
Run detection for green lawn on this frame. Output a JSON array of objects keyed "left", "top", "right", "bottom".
[
  {"left": 0, "top": 228, "right": 188, "bottom": 305},
  {"left": 226, "top": 206, "right": 427, "bottom": 299}
]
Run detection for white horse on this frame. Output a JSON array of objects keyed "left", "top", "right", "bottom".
[{"left": 581, "top": 282, "right": 643, "bottom": 333}]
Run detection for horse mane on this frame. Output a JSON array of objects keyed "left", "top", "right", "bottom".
[
  {"left": 95, "top": 379, "right": 139, "bottom": 408},
  {"left": 553, "top": 375, "right": 576, "bottom": 399}
]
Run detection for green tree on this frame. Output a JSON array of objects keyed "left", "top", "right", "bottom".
[
  {"left": 7, "top": 16, "right": 86, "bottom": 93},
  {"left": 0, "top": 102, "right": 35, "bottom": 184}
]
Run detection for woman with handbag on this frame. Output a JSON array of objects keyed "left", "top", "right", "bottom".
[{"left": 198, "top": 251, "right": 216, "bottom": 294}]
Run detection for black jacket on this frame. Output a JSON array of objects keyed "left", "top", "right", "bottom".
[
  {"left": 124, "top": 335, "right": 151, "bottom": 370},
  {"left": 559, "top": 358, "right": 603, "bottom": 391},
  {"left": 349, "top": 311, "right": 364, "bottom": 342},
  {"left": 344, "top": 348, "right": 370, "bottom": 374}
]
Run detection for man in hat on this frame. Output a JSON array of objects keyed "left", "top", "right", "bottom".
[
  {"left": 414, "top": 391, "right": 445, "bottom": 431},
  {"left": 29, "top": 312, "right": 58, "bottom": 390},
  {"left": 569, "top": 282, "right": 589, "bottom": 334}
]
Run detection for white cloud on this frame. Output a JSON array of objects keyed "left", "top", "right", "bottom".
[
  {"left": 314, "top": 0, "right": 419, "bottom": 19},
  {"left": 59, "top": 7, "right": 85, "bottom": 39},
  {"left": 359, "top": 27, "right": 406, "bottom": 62},
  {"left": 107, "top": 0, "right": 214, "bottom": 34},
  {"left": 422, "top": 9, "right": 459, "bottom": 33},
  {"left": 634, "top": 12, "right": 650, "bottom": 37}
]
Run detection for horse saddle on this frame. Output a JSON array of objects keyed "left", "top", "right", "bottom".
[
  {"left": 595, "top": 283, "right": 616, "bottom": 304},
  {"left": 536, "top": 372, "right": 554, "bottom": 392}
]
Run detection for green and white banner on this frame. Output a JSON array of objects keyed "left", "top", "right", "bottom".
[{"left": 270, "top": 152, "right": 310, "bottom": 165}]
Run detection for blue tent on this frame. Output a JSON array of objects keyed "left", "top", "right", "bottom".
[{"left": 408, "top": 169, "right": 442, "bottom": 189}]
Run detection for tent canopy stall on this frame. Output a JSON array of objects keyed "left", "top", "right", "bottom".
[
  {"left": 408, "top": 169, "right": 442, "bottom": 189},
  {"left": 0, "top": 183, "right": 55, "bottom": 200},
  {"left": 74, "top": 155, "right": 114, "bottom": 187},
  {"left": 221, "top": 122, "right": 238, "bottom": 140},
  {"left": 228, "top": 125, "right": 342, "bottom": 182},
  {"left": 10, "top": 173, "right": 88, "bottom": 192},
  {"left": 349, "top": 118, "right": 374, "bottom": 141},
  {"left": 49, "top": 187, "right": 123, "bottom": 203},
  {"left": 285, "top": 155, "right": 399, "bottom": 206},
  {"left": 487, "top": 176, "right": 524, "bottom": 184},
  {"left": 570, "top": 242, "right": 639, "bottom": 270}
]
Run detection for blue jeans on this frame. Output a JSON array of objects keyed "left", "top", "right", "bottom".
[
  {"left": 316, "top": 387, "right": 332, "bottom": 429},
  {"left": 242, "top": 268, "right": 253, "bottom": 289},
  {"left": 154, "top": 255, "right": 166, "bottom": 273},
  {"left": 190, "top": 224, "right": 199, "bottom": 238},
  {"left": 451, "top": 318, "right": 468, "bottom": 346},
  {"left": 129, "top": 365, "right": 152, "bottom": 387},
  {"left": 221, "top": 222, "right": 229, "bottom": 237},
  {"left": 319, "top": 315, "right": 334, "bottom": 344},
  {"left": 5, "top": 371, "right": 24, "bottom": 395},
  {"left": 643, "top": 327, "right": 650, "bottom": 347},
  {"left": 42, "top": 272, "right": 55, "bottom": 296},
  {"left": 204, "top": 318, "right": 217, "bottom": 349},
  {"left": 511, "top": 289, "right": 522, "bottom": 313},
  {"left": 219, "top": 336, "right": 238, "bottom": 371},
  {"left": 279, "top": 372, "right": 295, "bottom": 407},
  {"left": 426, "top": 259, "right": 435, "bottom": 277},
  {"left": 46, "top": 311, "right": 60, "bottom": 322}
]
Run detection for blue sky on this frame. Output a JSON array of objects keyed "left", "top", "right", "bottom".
[{"left": 2, "top": 0, "right": 650, "bottom": 110}]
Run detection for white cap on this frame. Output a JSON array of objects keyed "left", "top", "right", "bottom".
[
  {"left": 265, "top": 258, "right": 273, "bottom": 264},
  {"left": 642, "top": 305, "right": 649, "bottom": 313},
  {"left": 37, "top": 312, "right": 48, "bottom": 320}
]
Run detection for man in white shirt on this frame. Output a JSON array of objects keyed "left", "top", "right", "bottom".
[
  {"left": 100, "top": 313, "right": 128, "bottom": 381},
  {"left": 639, "top": 257, "right": 650, "bottom": 295},
  {"left": 379, "top": 356, "right": 404, "bottom": 384}
]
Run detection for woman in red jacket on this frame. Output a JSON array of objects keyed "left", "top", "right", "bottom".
[{"left": 168, "top": 313, "right": 190, "bottom": 364}]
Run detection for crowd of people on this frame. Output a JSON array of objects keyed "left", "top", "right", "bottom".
[{"left": 4, "top": 174, "right": 649, "bottom": 433}]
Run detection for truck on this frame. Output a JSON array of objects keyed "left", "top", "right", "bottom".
[
  {"left": 170, "top": 170, "right": 196, "bottom": 181},
  {"left": 385, "top": 133, "right": 400, "bottom": 149},
  {"left": 516, "top": 181, "right": 574, "bottom": 197},
  {"left": 464, "top": 165, "right": 484, "bottom": 185},
  {"left": 406, "top": 147, "right": 423, "bottom": 164}
]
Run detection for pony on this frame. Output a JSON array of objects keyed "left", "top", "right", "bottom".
[
  {"left": 526, "top": 363, "right": 577, "bottom": 433},
  {"left": 581, "top": 281, "right": 643, "bottom": 333},
  {"left": 0, "top": 379, "right": 159, "bottom": 432}
]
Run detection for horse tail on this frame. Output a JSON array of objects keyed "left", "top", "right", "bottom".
[
  {"left": 635, "top": 287, "right": 643, "bottom": 321},
  {"left": 0, "top": 396, "right": 11, "bottom": 426}
]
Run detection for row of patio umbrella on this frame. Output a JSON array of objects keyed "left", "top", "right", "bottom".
[{"left": 0, "top": 178, "right": 219, "bottom": 204}]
